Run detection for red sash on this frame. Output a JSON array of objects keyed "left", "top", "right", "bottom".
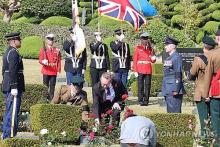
[{"left": 211, "top": 69, "right": 220, "bottom": 96}]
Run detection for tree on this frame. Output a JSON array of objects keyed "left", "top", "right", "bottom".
[{"left": 0, "top": 0, "right": 21, "bottom": 23}]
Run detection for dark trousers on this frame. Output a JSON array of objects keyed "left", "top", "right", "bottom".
[
  {"left": 165, "top": 94, "right": 183, "bottom": 113},
  {"left": 2, "top": 92, "right": 22, "bottom": 139},
  {"left": 90, "top": 68, "right": 107, "bottom": 86},
  {"left": 43, "top": 75, "right": 57, "bottom": 101},
  {"left": 138, "top": 74, "right": 152, "bottom": 104},
  {"left": 210, "top": 98, "right": 220, "bottom": 143},
  {"left": 114, "top": 71, "right": 128, "bottom": 88},
  {"left": 196, "top": 100, "right": 210, "bottom": 137}
]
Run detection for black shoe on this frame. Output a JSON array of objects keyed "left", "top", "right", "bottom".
[{"left": 140, "top": 102, "right": 149, "bottom": 106}]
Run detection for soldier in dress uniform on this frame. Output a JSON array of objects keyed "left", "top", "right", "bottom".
[
  {"left": 63, "top": 27, "right": 87, "bottom": 85},
  {"left": 89, "top": 32, "right": 110, "bottom": 86},
  {"left": 51, "top": 75, "right": 89, "bottom": 121},
  {"left": 39, "top": 34, "right": 61, "bottom": 101},
  {"left": 1, "top": 32, "right": 25, "bottom": 139},
  {"left": 133, "top": 32, "right": 156, "bottom": 106},
  {"left": 110, "top": 29, "right": 131, "bottom": 87},
  {"left": 188, "top": 35, "right": 216, "bottom": 137},
  {"left": 204, "top": 25, "right": 220, "bottom": 144},
  {"left": 162, "top": 36, "right": 185, "bottom": 113}
]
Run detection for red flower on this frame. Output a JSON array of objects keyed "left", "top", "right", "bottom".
[
  {"left": 122, "top": 94, "right": 128, "bottom": 101},
  {"left": 124, "top": 107, "right": 134, "bottom": 119},
  {"left": 106, "top": 109, "right": 113, "bottom": 115},
  {"left": 89, "top": 131, "right": 95, "bottom": 141},
  {"left": 107, "top": 125, "right": 114, "bottom": 130},
  {"left": 88, "top": 113, "right": 96, "bottom": 118},
  {"left": 101, "top": 113, "right": 107, "bottom": 118}
]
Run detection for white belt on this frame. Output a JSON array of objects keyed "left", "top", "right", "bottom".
[
  {"left": 91, "top": 55, "right": 105, "bottom": 59},
  {"left": 137, "top": 61, "right": 151, "bottom": 64},
  {"left": 4, "top": 70, "right": 23, "bottom": 73}
]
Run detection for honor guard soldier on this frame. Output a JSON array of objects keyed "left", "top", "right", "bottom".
[
  {"left": 2, "top": 32, "right": 25, "bottom": 139},
  {"left": 90, "top": 32, "right": 110, "bottom": 86},
  {"left": 133, "top": 32, "right": 156, "bottom": 106},
  {"left": 51, "top": 75, "right": 89, "bottom": 121},
  {"left": 188, "top": 35, "right": 215, "bottom": 137},
  {"left": 110, "top": 29, "right": 131, "bottom": 87},
  {"left": 204, "top": 25, "right": 220, "bottom": 143},
  {"left": 63, "top": 27, "right": 87, "bottom": 85},
  {"left": 39, "top": 34, "right": 61, "bottom": 101},
  {"left": 162, "top": 37, "right": 185, "bottom": 113}
]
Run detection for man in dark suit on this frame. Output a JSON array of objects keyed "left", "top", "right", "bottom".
[
  {"left": 92, "top": 72, "right": 127, "bottom": 126},
  {"left": 2, "top": 32, "right": 25, "bottom": 139}
]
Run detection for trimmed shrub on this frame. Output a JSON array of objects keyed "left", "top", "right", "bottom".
[
  {"left": 40, "top": 16, "right": 72, "bottom": 27},
  {"left": 30, "top": 104, "right": 82, "bottom": 142},
  {"left": 131, "top": 74, "right": 163, "bottom": 97},
  {"left": 11, "top": 12, "right": 23, "bottom": 20},
  {"left": 203, "top": 21, "right": 220, "bottom": 34},
  {"left": 19, "top": 36, "right": 43, "bottom": 59},
  {"left": 171, "top": 15, "right": 183, "bottom": 26},
  {"left": 196, "top": 31, "right": 205, "bottom": 44},
  {"left": 12, "top": 17, "right": 41, "bottom": 24},
  {"left": 212, "top": 10, "right": 220, "bottom": 21},
  {"left": 195, "top": 3, "right": 206, "bottom": 10},
  {"left": 1, "top": 138, "right": 40, "bottom": 147},
  {"left": 144, "top": 113, "right": 196, "bottom": 147},
  {"left": 79, "top": 2, "right": 92, "bottom": 8}
]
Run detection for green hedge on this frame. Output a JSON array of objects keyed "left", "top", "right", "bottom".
[
  {"left": 144, "top": 113, "right": 196, "bottom": 147},
  {"left": 79, "top": 2, "right": 92, "bottom": 8},
  {"left": 131, "top": 74, "right": 163, "bottom": 97},
  {"left": 30, "top": 104, "right": 82, "bottom": 142},
  {"left": 19, "top": 36, "right": 43, "bottom": 59},
  {"left": 203, "top": 21, "right": 220, "bottom": 34},
  {"left": 40, "top": 16, "right": 72, "bottom": 27},
  {"left": 212, "top": 10, "right": 220, "bottom": 21},
  {"left": 12, "top": 17, "right": 41, "bottom": 24},
  {"left": 1, "top": 138, "right": 40, "bottom": 147}
]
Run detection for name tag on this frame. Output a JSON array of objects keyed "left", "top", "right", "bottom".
[{"left": 164, "top": 60, "right": 172, "bottom": 67}]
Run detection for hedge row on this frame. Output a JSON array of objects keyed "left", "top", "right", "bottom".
[
  {"left": 1, "top": 138, "right": 40, "bottom": 147},
  {"left": 30, "top": 104, "right": 82, "bottom": 142},
  {"left": 145, "top": 113, "right": 196, "bottom": 147}
]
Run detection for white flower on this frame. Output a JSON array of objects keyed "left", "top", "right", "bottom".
[
  {"left": 22, "top": 112, "right": 25, "bottom": 115},
  {"left": 61, "top": 131, "right": 66, "bottom": 137},
  {"left": 92, "top": 127, "right": 97, "bottom": 132},
  {"left": 47, "top": 142, "right": 52, "bottom": 146},
  {"left": 26, "top": 112, "right": 29, "bottom": 114},
  {"left": 40, "top": 129, "right": 48, "bottom": 135}
]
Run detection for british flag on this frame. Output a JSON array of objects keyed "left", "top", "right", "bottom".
[{"left": 98, "top": 0, "right": 146, "bottom": 31}]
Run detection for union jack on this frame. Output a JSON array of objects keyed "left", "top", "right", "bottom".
[{"left": 98, "top": 0, "right": 146, "bottom": 31}]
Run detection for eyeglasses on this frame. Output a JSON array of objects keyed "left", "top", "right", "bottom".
[{"left": 47, "top": 37, "right": 54, "bottom": 41}]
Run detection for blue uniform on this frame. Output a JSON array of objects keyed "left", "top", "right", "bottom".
[
  {"left": 2, "top": 46, "right": 25, "bottom": 139},
  {"left": 162, "top": 51, "right": 185, "bottom": 113}
]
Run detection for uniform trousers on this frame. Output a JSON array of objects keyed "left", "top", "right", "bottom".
[
  {"left": 2, "top": 92, "right": 22, "bottom": 139},
  {"left": 90, "top": 67, "right": 107, "bottom": 86},
  {"left": 210, "top": 98, "right": 220, "bottom": 144},
  {"left": 196, "top": 100, "right": 210, "bottom": 137},
  {"left": 138, "top": 74, "right": 152, "bottom": 104},
  {"left": 114, "top": 70, "right": 128, "bottom": 88},
  {"left": 43, "top": 75, "right": 57, "bottom": 100},
  {"left": 165, "top": 94, "right": 183, "bottom": 113}
]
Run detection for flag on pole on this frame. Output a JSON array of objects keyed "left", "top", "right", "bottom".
[
  {"left": 72, "top": 0, "right": 86, "bottom": 56},
  {"left": 98, "top": 0, "right": 146, "bottom": 31}
]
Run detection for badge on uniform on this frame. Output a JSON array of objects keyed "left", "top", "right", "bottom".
[
  {"left": 176, "top": 80, "right": 179, "bottom": 83},
  {"left": 164, "top": 60, "right": 173, "bottom": 67}
]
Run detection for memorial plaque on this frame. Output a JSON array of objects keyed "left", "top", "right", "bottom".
[{"left": 177, "top": 48, "right": 203, "bottom": 71}]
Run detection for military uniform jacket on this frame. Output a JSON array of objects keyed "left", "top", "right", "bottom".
[
  {"left": 189, "top": 52, "right": 211, "bottom": 101},
  {"left": 133, "top": 45, "right": 156, "bottom": 74},
  {"left": 110, "top": 41, "right": 131, "bottom": 72},
  {"left": 204, "top": 47, "right": 220, "bottom": 98},
  {"left": 63, "top": 40, "right": 87, "bottom": 73},
  {"left": 92, "top": 78, "right": 127, "bottom": 119},
  {"left": 90, "top": 41, "right": 110, "bottom": 70},
  {"left": 162, "top": 51, "right": 185, "bottom": 96},
  {"left": 2, "top": 46, "right": 25, "bottom": 92},
  {"left": 51, "top": 85, "right": 89, "bottom": 121}
]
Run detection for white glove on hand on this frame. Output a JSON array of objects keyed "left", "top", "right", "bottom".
[
  {"left": 11, "top": 89, "right": 18, "bottom": 96},
  {"left": 96, "top": 36, "right": 102, "bottom": 42},
  {"left": 82, "top": 69, "right": 85, "bottom": 75},
  {"left": 107, "top": 70, "right": 110, "bottom": 72},
  {"left": 119, "top": 34, "right": 125, "bottom": 41},
  {"left": 134, "top": 72, "right": 138, "bottom": 77},
  {"left": 112, "top": 103, "right": 121, "bottom": 110},
  {"left": 151, "top": 55, "right": 156, "bottom": 61},
  {"left": 42, "top": 59, "right": 48, "bottom": 65}
]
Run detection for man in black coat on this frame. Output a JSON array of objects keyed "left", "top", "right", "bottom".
[
  {"left": 89, "top": 32, "right": 110, "bottom": 86},
  {"left": 2, "top": 32, "right": 25, "bottom": 139},
  {"left": 63, "top": 27, "right": 87, "bottom": 85},
  {"left": 92, "top": 72, "right": 127, "bottom": 126},
  {"left": 110, "top": 29, "right": 131, "bottom": 87}
]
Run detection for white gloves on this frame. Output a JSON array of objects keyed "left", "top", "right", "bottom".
[
  {"left": 11, "top": 89, "right": 18, "bottom": 96},
  {"left": 134, "top": 72, "right": 138, "bottom": 77},
  {"left": 42, "top": 59, "right": 48, "bottom": 65},
  {"left": 112, "top": 102, "right": 121, "bottom": 110},
  {"left": 96, "top": 36, "right": 102, "bottom": 42},
  {"left": 107, "top": 70, "right": 110, "bottom": 72},
  {"left": 119, "top": 34, "right": 125, "bottom": 41},
  {"left": 82, "top": 69, "right": 85, "bottom": 75},
  {"left": 70, "top": 34, "right": 77, "bottom": 41},
  {"left": 151, "top": 55, "right": 156, "bottom": 61}
]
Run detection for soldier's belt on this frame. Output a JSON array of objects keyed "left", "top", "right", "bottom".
[
  {"left": 4, "top": 70, "right": 23, "bottom": 73},
  {"left": 137, "top": 61, "right": 150, "bottom": 64},
  {"left": 91, "top": 55, "right": 105, "bottom": 59},
  {"left": 48, "top": 63, "right": 57, "bottom": 66}
]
